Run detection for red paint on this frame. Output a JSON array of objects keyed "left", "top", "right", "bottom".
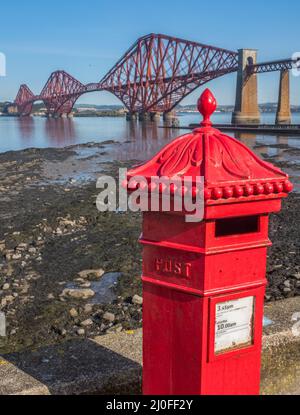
[
  {"left": 128, "top": 90, "right": 293, "bottom": 395},
  {"left": 14, "top": 34, "right": 239, "bottom": 117},
  {"left": 14, "top": 34, "right": 297, "bottom": 118}
]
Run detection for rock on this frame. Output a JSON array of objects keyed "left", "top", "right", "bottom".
[
  {"left": 283, "top": 287, "right": 292, "bottom": 293},
  {"left": 103, "top": 312, "right": 115, "bottom": 323},
  {"left": 12, "top": 254, "right": 22, "bottom": 260},
  {"left": 59, "top": 329, "right": 67, "bottom": 336},
  {"left": 28, "top": 247, "right": 37, "bottom": 254},
  {"left": 284, "top": 280, "right": 291, "bottom": 288},
  {"left": 58, "top": 217, "right": 76, "bottom": 227},
  {"left": 20, "top": 282, "right": 29, "bottom": 294},
  {"left": 47, "top": 294, "right": 55, "bottom": 300},
  {"left": 107, "top": 324, "right": 123, "bottom": 334},
  {"left": 84, "top": 304, "right": 93, "bottom": 314},
  {"left": 2, "top": 283, "right": 10, "bottom": 291},
  {"left": 17, "top": 243, "right": 28, "bottom": 252},
  {"left": 77, "top": 328, "right": 85, "bottom": 336},
  {"left": 80, "top": 282, "right": 91, "bottom": 288},
  {"left": 62, "top": 288, "right": 95, "bottom": 300},
  {"left": 69, "top": 308, "right": 78, "bottom": 318},
  {"left": 78, "top": 269, "right": 105, "bottom": 280},
  {"left": 293, "top": 273, "right": 300, "bottom": 280},
  {"left": 132, "top": 294, "right": 143, "bottom": 305},
  {"left": 5, "top": 253, "right": 13, "bottom": 261},
  {"left": 80, "top": 319, "right": 93, "bottom": 327},
  {"left": 4, "top": 295, "right": 14, "bottom": 303},
  {"left": 271, "top": 264, "right": 283, "bottom": 271}
]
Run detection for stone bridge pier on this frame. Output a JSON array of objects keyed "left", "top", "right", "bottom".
[
  {"left": 276, "top": 69, "right": 291, "bottom": 124},
  {"left": 232, "top": 49, "right": 260, "bottom": 124}
]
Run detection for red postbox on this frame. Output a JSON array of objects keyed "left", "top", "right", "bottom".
[{"left": 126, "top": 89, "right": 293, "bottom": 395}]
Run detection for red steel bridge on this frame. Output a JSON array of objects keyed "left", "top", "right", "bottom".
[{"left": 13, "top": 33, "right": 300, "bottom": 117}]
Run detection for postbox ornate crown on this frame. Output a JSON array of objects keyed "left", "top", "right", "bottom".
[{"left": 127, "top": 89, "right": 293, "bottom": 204}]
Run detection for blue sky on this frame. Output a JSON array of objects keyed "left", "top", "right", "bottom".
[{"left": 0, "top": 0, "right": 299, "bottom": 105}]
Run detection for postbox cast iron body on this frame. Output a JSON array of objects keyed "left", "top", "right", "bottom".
[{"left": 127, "top": 89, "right": 293, "bottom": 395}]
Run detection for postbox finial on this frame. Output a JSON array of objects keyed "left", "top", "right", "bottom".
[{"left": 198, "top": 89, "right": 217, "bottom": 127}]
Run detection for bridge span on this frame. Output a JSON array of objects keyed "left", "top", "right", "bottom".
[{"left": 12, "top": 33, "right": 300, "bottom": 124}]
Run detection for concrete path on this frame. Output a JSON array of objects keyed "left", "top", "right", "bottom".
[{"left": 0, "top": 297, "right": 300, "bottom": 395}]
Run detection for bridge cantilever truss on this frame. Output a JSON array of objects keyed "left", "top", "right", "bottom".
[
  {"left": 14, "top": 33, "right": 239, "bottom": 116},
  {"left": 99, "top": 34, "right": 238, "bottom": 113},
  {"left": 14, "top": 34, "right": 298, "bottom": 117},
  {"left": 247, "top": 57, "right": 300, "bottom": 74}
]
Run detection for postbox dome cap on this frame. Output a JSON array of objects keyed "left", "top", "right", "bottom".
[{"left": 127, "top": 89, "right": 293, "bottom": 203}]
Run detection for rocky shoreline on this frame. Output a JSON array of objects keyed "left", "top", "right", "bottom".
[{"left": 0, "top": 141, "right": 299, "bottom": 355}]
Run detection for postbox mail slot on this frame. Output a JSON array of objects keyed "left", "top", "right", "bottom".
[{"left": 215, "top": 215, "right": 260, "bottom": 237}]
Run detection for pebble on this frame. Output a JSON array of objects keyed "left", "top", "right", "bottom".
[
  {"left": 47, "top": 294, "right": 55, "bottom": 300},
  {"left": 84, "top": 304, "right": 93, "bottom": 314},
  {"left": 80, "top": 319, "right": 93, "bottom": 327},
  {"left": 80, "top": 282, "right": 91, "bottom": 288},
  {"left": 107, "top": 324, "right": 123, "bottom": 334},
  {"left": 69, "top": 308, "right": 78, "bottom": 318},
  {"left": 77, "top": 328, "right": 85, "bottom": 336},
  {"left": 62, "top": 288, "right": 95, "bottom": 300},
  {"left": 293, "top": 273, "right": 300, "bottom": 280},
  {"left": 17, "top": 243, "right": 28, "bottom": 251},
  {"left": 103, "top": 312, "right": 115, "bottom": 323},
  {"left": 273, "top": 264, "right": 283, "bottom": 270},
  {"left": 2, "top": 283, "right": 10, "bottom": 291},
  {"left": 132, "top": 295, "right": 143, "bottom": 305},
  {"left": 284, "top": 280, "right": 291, "bottom": 288},
  {"left": 78, "top": 269, "right": 105, "bottom": 280},
  {"left": 75, "top": 278, "right": 85, "bottom": 283}
]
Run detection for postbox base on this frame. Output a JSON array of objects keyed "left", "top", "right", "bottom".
[{"left": 143, "top": 281, "right": 265, "bottom": 395}]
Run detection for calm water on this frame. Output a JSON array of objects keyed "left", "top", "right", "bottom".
[
  {"left": 0, "top": 112, "right": 300, "bottom": 154},
  {"left": 0, "top": 112, "right": 299, "bottom": 190}
]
